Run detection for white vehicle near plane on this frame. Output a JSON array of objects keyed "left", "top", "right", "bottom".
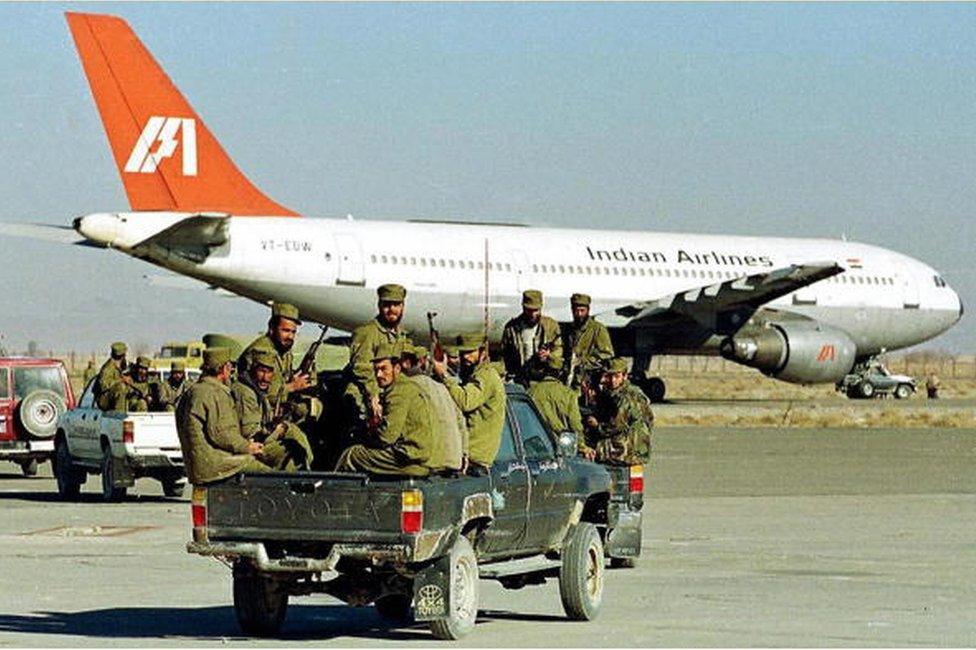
[{"left": 6, "top": 13, "right": 964, "bottom": 401}]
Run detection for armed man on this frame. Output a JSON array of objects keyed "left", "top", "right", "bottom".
[
  {"left": 92, "top": 341, "right": 129, "bottom": 412},
  {"left": 176, "top": 347, "right": 272, "bottom": 486},
  {"left": 125, "top": 356, "right": 155, "bottom": 412},
  {"left": 231, "top": 349, "right": 313, "bottom": 471},
  {"left": 526, "top": 364, "right": 593, "bottom": 461},
  {"left": 501, "top": 289, "right": 564, "bottom": 385},
  {"left": 238, "top": 302, "right": 312, "bottom": 413},
  {"left": 584, "top": 358, "right": 654, "bottom": 465},
  {"left": 344, "top": 284, "right": 414, "bottom": 426},
  {"left": 154, "top": 361, "right": 190, "bottom": 411},
  {"left": 564, "top": 292, "right": 614, "bottom": 390},
  {"left": 432, "top": 332, "right": 506, "bottom": 475},
  {"left": 336, "top": 344, "right": 434, "bottom": 477}
]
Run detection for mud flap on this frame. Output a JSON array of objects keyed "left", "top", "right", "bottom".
[
  {"left": 605, "top": 509, "right": 642, "bottom": 559},
  {"left": 111, "top": 452, "right": 136, "bottom": 488},
  {"left": 412, "top": 553, "right": 452, "bottom": 622}
]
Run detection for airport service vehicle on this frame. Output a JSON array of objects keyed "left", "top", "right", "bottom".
[
  {"left": 150, "top": 341, "right": 205, "bottom": 371},
  {"left": 188, "top": 386, "right": 617, "bottom": 640},
  {"left": 3, "top": 12, "right": 962, "bottom": 403},
  {"left": 54, "top": 380, "right": 185, "bottom": 501},
  {"left": 0, "top": 358, "right": 74, "bottom": 476},
  {"left": 837, "top": 364, "right": 917, "bottom": 400}
]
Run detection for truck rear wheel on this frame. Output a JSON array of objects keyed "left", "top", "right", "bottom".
[
  {"left": 54, "top": 439, "right": 82, "bottom": 500},
  {"left": 559, "top": 523, "right": 604, "bottom": 621},
  {"left": 429, "top": 536, "right": 479, "bottom": 640},
  {"left": 100, "top": 447, "right": 127, "bottom": 502},
  {"left": 233, "top": 564, "right": 289, "bottom": 637}
]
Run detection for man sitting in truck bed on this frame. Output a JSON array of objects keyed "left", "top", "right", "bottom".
[
  {"left": 231, "top": 349, "right": 313, "bottom": 471},
  {"left": 176, "top": 347, "right": 275, "bottom": 485},
  {"left": 335, "top": 344, "right": 435, "bottom": 477}
]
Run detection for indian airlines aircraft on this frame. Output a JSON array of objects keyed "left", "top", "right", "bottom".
[{"left": 33, "top": 13, "right": 965, "bottom": 398}]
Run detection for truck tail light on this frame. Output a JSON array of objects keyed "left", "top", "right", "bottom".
[
  {"left": 629, "top": 465, "right": 644, "bottom": 494},
  {"left": 191, "top": 486, "right": 208, "bottom": 543},
  {"left": 400, "top": 489, "right": 423, "bottom": 534},
  {"left": 122, "top": 420, "right": 134, "bottom": 444}
]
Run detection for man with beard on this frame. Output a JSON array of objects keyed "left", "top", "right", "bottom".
[
  {"left": 584, "top": 358, "right": 653, "bottom": 465},
  {"left": 238, "top": 302, "right": 311, "bottom": 413},
  {"left": 231, "top": 349, "right": 311, "bottom": 471},
  {"left": 501, "top": 289, "right": 564, "bottom": 385},
  {"left": 125, "top": 356, "right": 155, "bottom": 412},
  {"left": 344, "top": 284, "right": 414, "bottom": 426},
  {"left": 563, "top": 292, "right": 614, "bottom": 390},
  {"left": 432, "top": 332, "right": 506, "bottom": 475},
  {"left": 335, "top": 344, "right": 434, "bottom": 477},
  {"left": 176, "top": 347, "right": 272, "bottom": 485},
  {"left": 154, "top": 361, "right": 191, "bottom": 411}
]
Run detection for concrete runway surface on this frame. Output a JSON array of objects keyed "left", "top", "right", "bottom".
[{"left": 0, "top": 426, "right": 974, "bottom": 647}]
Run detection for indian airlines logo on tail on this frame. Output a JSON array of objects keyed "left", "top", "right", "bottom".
[{"left": 124, "top": 116, "right": 197, "bottom": 176}]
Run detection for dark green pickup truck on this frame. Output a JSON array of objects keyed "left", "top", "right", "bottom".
[{"left": 187, "top": 385, "right": 641, "bottom": 640}]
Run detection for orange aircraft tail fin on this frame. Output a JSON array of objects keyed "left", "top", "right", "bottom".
[{"left": 65, "top": 12, "right": 298, "bottom": 216}]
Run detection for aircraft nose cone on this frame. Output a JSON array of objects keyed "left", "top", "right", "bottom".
[{"left": 75, "top": 212, "right": 121, "bottom": 246}]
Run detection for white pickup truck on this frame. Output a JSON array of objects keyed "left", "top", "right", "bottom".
[{"left": 53, "top": 377, "right": 188, "bottom": 501}]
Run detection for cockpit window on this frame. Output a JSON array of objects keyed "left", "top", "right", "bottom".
[{"left": 933, "top": 275, "right": 947, "bottom": 288}]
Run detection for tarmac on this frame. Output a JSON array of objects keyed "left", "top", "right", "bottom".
[{"left": 0, "top": 425, "right": 974, "bottom": 647}]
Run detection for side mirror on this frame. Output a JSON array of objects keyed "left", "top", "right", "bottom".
[{"left": 557, "top": 431, "right": 578, "bottom": 457}]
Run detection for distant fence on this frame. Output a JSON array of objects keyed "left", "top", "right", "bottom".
[{"left": 25, "top": 350, "right": 976, "bottom": 380}]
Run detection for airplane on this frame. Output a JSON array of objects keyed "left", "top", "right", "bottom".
[{"left": 12, "top": 12, "right": 965, "bottom": 401}]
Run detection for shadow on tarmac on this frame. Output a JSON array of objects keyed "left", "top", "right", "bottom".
[
  {"left": 0, "top": 491, "right": 182, "bottom": 504},
  {"left": 0, "top": 605, "right": 562, "bottom": 641}
]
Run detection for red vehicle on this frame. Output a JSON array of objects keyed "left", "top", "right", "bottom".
[{"left": 0, "top": 358, "right": 75, "bottom": 476}]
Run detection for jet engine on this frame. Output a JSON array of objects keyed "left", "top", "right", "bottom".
[{"left": 720, "top": 321, "right": 857, "bottom": 384}]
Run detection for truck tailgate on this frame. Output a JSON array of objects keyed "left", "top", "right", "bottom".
[
  {"left": 129, "top": 413, "right": 179, "bottom": 451},
  {"left": 206, "top": 472, "right": 405, "bottom": 543}
]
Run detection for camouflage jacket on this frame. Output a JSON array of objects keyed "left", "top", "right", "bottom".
[
  {"left": 175, "top": 376, "right": 252, "bottom": 485},
  {"left": 501, "top": 315, "right": 564, "bottom": 382},
  {"left": 588, "top": 381, "right": 653, "bottom": 465}
]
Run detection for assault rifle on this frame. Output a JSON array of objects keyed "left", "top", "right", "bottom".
[
  {"left": 426, "top": 311, "right": 445, "bottom": 362},
  {"left": 297, "top": 324, "right": 329, "bottom": 379}
]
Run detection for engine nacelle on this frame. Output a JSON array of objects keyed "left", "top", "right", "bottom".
[{"left": 720, "top": 322, "right": 857, "bottom": 384}]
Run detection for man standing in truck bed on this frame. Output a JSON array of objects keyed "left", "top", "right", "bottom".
[
  {"left": 336, "top": 344, "right": 434, "bottom": 477},
  {"left": 238, "top": 302, "right": 312, "bottom": 412}
]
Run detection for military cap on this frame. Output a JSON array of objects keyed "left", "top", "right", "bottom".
[
  {"left": 456, "top": 332, "right": 486, "bottom": 353},
  {"left": 271, "top": 302, "right": 302, "bottom": 324},
  {"left": 377, "top": 283, "right": 407, "bottom": 303},
  {"left": 522, "top": 289, "right": 543, "bottom": 309},
  {"left": 412, "top": 345, "right": 429, "bottom": 359},
  {"left": 371, "top": 343, "right": 401, "bottom": 363},
  {"left": 570, "top": 293, "right": 592, "bottom": 307},
  {"left": 110, "top": 341, "right": 127, "bottom": 356},
  {"left": 399, "top": 344, "right": 421, "bottom": 360},
  {"left": 249, "top": 349, "right": 277, "bottom": 370},
  {"left": 170, "top": 360, "right": 186, "bottom": 372},
  {"left": 606, "top": 357, "right": 629, "bottom": 374},
  {"left": 134, "top": 356, "right": 152, "bottom": 369},
  {"left": 202, "top": 347, "right": 233, "bottom": 372}
]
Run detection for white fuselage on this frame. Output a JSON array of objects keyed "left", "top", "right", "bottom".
[{"left": 78, "top": 212, "right": 963, "bottom": 356}]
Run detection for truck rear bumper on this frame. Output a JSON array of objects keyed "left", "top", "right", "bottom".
[
  {"left": 0, "top": 439, "right": 54, "bottom": 458},
  {"left": 187, "top": 540, "right": 413, "bottom": 573},
  {"left": 127, "top": 453, "right": 183, "bottom": 471}
]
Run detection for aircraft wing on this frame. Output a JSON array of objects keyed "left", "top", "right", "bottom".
[
  {"left": 131, "top": 213, "right": 229, "bottom": 262},
  {"left": 595, "top": 262, "right": 844, "bottom": 335}
]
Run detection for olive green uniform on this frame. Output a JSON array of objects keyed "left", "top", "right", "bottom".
[
  {"left": 565, "top": 317, "right": 614, "bottom": 387},
  {"left": 345, "top": 318, "right": 413, "bottom": 406},
  {"left": 231, "top": 377, "right": 312, "bottom": 471},
  {"left": 336, "top": 373, "right": 433, "bottom": 477},
  {"left": 93, "top": 359, "right": 127, "bottom": 412},
  {"left": 587, "top": 381, "right": 653, "bottom": 465},
  {"left": 125, "top": 378, "right": 153, "bottom": 412},
  {"left": 175, "top": 376, "right": 271, "bottom": 485},
  {"left": 82, "top": 363, "right": 97, "bottom": 387},
  {"left": 409, "top": 374, "right": 467, "bottom": 472},
  {"left": 527, "top": 376, "right": 588, "bottom": 453},
  {"left": 501, "top": 315, "right": 564, "bottom": 383},
  {"left": 237, "top": 334, "right": 295, "bottom": 410},
  {"left": 441, "top": 361, "right": 507, "bottom": 467},
  {"left": 155, "top": 378, "right": 189, "bottom": 412}
]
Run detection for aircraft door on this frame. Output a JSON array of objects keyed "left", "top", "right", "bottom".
[
  {"left": 333, "top": 233, "right": 365, "bottom": 287},
  {"left": 898, "top": 261, "right": 921, "bottom": 309}
]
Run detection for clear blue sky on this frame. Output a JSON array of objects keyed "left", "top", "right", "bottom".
[{"left": 0, "top": 2, "right": 972, "bottom": 354}]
